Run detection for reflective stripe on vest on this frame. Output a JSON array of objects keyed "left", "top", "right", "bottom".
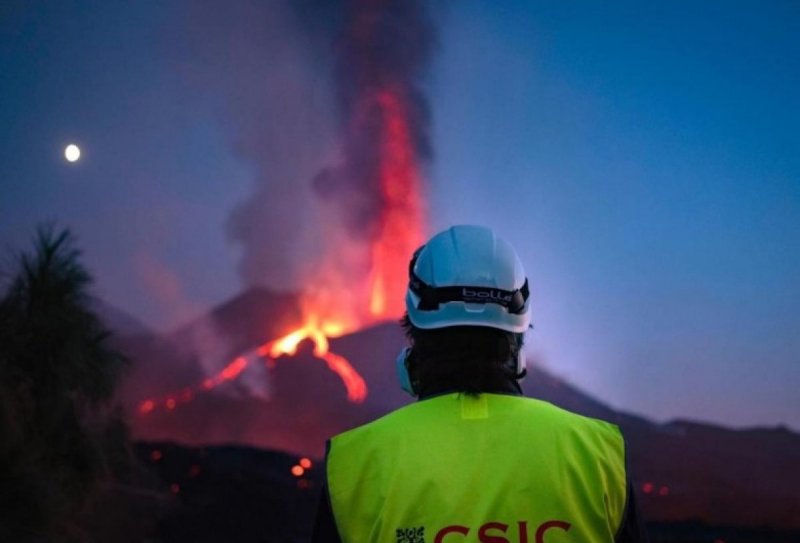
[{"left": 327, "top": 393, "right": 627, "bottom": 543}]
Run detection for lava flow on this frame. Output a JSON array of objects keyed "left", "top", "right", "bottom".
[
  {"left": 257, "top": 316, "right": 366, "bottom": 403},
  {"left": 137, "top": 85, "right": 426, "bottom": 417},
  {"left": 137, "top": 0, "right": 433, "bottom": 416},
  {"left": 138, "top": 318, "right": 365, "bottom": 416}
]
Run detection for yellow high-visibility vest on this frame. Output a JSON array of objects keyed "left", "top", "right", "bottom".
[{"left": 327, "top": 393, "right": 627, "bottom": 543}]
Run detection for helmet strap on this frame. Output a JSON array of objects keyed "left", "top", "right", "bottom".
[{"left": 409, "top": 269, "right": 530, "bottom": 315}]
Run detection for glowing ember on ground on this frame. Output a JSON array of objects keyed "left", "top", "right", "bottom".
[{"left": 140, "top": 399, "right": 155, "bottom": 414}]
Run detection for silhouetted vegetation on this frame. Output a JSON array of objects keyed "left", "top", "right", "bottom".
[{"left": 0, "top": 227, "right": 132, "bottom": 541}]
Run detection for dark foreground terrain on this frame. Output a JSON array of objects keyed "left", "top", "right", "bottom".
[
  {"left": 78, "top": 441, "right": 800, "bottom": 543},
  {"left": 98, "top": 290, "right": 800, "bottom": 542}
]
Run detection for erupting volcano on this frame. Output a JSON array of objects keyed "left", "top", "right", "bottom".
[{"left": 138, "top": 1, "right": 434, "bottom": 415}]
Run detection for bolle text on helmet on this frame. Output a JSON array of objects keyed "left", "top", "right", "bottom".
[{"left": 461, "top": 287, "right": 513, "bottom": 304}]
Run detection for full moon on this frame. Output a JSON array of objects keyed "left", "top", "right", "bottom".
[{"left": 64, "top": 144, "right": 81, "bottom": 162}]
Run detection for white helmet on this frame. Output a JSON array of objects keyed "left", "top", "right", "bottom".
[{"left": 405, "top": 225, "right": 531, "bottom": 333}]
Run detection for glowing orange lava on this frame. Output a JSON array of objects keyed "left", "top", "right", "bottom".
[
  {"left": 367, "top": 89, "right": 426, "bottom": 318},
  {"left": 136, "top": 86, "right": 426, "bottom": 416},
  {"left": 136, "top": 318, "right": 366, "bottom": 415},
  {"left": 257, "top": 317, "right": 367, "bottom": 403}
]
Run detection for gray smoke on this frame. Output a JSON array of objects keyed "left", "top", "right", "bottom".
[
  {"left": 308, "top": 0, "right": 436, "bottom": 239},
  {"left": 181, "top": 0, "right": 436, "bottom": 290}
]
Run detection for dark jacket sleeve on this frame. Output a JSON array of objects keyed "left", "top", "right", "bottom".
[
  {"left": 311, "top": 440, "right": 343, "bottom": 543},
  {"left": 615, "top": 480, "right": 650, "bottom": 543},
  {"left": 311, "top": 480, "right": 343, "bottom": 543}
]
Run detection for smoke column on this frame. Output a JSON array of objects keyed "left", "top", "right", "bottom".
[
  {"left": 300, "top": 0, "right": 436, "bottom": 322},
  {"left": 312, "top": 0, "right": 434, "bottom": 233},
  {"left": 220, "top": 0, "right": 436, "bottom": 321},
  {"left": 135, "top": 1, "right": 439, "bottom": 416}
]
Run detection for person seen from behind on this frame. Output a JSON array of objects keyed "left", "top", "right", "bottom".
[{"left": 312, "top": 224, "right": 649, "bottom": 542}]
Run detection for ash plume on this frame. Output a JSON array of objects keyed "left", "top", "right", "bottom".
[
  {"left": 309, "top": 0, "right": 436, "bottom": 239},
  {"left": 183, "top": 0, "right": 437, "bottom": 291},
  {"left": 180, "top": 1, "right": 339, "bottom": 290}
]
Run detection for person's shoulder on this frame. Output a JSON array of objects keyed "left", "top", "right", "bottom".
[
  {"left": 509, "top": 395, "right": 623, "bottom": 439},
  {"left": 330, "top": 399, "right": 424, "bottom": 446}
]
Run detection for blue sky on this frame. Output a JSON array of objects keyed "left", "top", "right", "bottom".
[
  {"left": 430, "top": 2, "right": 799, "bottom": 429},
  {"left": 1, "top": 1, "right": 798, "bottom": 429}
]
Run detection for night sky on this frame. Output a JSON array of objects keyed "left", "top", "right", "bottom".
[{"left": 2, "top": 1, "right": 798, "bottom": 431}]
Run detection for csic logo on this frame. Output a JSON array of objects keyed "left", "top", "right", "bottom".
[
  {"left": 461, "top": 288, "right": 512, "bottom": 304},
  {"left": 433, "top": 520, "right": 572, "bottom": 543}
]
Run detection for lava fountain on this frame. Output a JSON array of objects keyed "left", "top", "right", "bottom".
[
  {"left": 138, "top": 1, "right": 433, "bottom": 416},
  {"left": 138, "top": 86, "right": 426, "bottom": 415}
]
